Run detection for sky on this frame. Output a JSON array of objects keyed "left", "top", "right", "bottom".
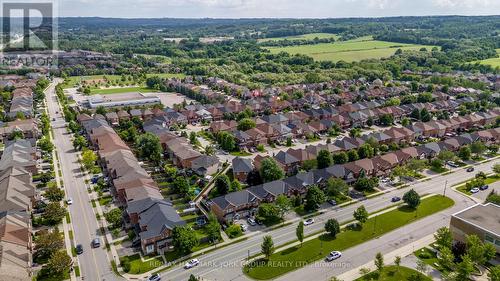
[{"left": 58, "top": 0, "right": 500, "bottom": 18}]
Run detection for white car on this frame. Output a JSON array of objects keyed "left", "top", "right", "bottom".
[
  {"left": 240, "top": 224, "right": 248, "bottom": 232},
  {"left": 326, "top": 251, "right": 342, "bottom": 261},
  {"left": 247, "top": 218, "right": 256, "bottom": 226},
  {"left": 184, "top": 259, "right": 200, "bottom": 269},
  {"left": 470, "top": 188, "right": 480, "bottom": 194},
  {"left": 147, "top": 273, "right": 161, "bottom": 281},
  {"left": 66, "top": 198, "right": 73, "bottom": 205},
  {"left": 303, "top": 218, "right": 315, "bottom": 226}
]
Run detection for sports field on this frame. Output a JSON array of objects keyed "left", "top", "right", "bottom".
[
  {"left": 477, "top": 49, "right": 500, "bottom": 68},
  {"left": 266, "top": 36, "right": 435, "bottom": 62},
  {"left": 62, "top": 73, "right": 185, "bottom": 89},
  {"left": 258, "top": 33, "right": 340, "bottom": 42}
]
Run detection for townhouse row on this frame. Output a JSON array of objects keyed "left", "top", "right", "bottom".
[{"left": 209, "top": 127, "right": 500, "bottom": 223}]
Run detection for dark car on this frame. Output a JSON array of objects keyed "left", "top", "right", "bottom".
[
  {"left": 480, "top": 185, "right": 489, "bottom": 191},
  {"left": 91, "top": 238, "right": 100, "bottom": 248},
  {"left": 466, "top": 167, "right": 474, "bottom": 172},
  {"left": 75, "top": 244, "right": 83, "bottom": 254},
  {"left": 328, "top": 199, "right": 337, "bottom": 206},
  {"left": 391, "top": 196, "right": 401, "bottom": 202}
]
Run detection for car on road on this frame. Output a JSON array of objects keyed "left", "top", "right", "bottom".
[
  {"left": 66, "top": 198, "right": 73, "bottom": 205},
  {"left": 326, "top": 251, "right": 342, "bottom": 261},
  {"left": 91, "top": 238, "right": 101, "bottom": 248},
  {"left": 75, "top": 244, "right": 83, "bottom": 255},
  {"left": 303, "top": 218, "right": 315, "bottom": 226},
  {"left": 391, "top": 196, "right": 401, "bottom": 202},
  {"left": 446, "top": 161, "right": 458, "bottom": 168},
  {"left": 480, "top": 185, "right": 489, "bottom": 191},
  {"left": 466, "top": 167, "right": 475, "bottom": 172},
  {"left": 52, "top": 118, "right": 56, "bottom": 121},
  {"left": 470, "top": 188, "right": 480, "bottom": 194},
  {"left": 147, "top": 273, "right": 161, "bottom": 281},
  {"left": 247, "top": 218, "right": 256, "bottom": 226},
  {"left": 184, "top": 259, "right": 200, "bottom": 269}
]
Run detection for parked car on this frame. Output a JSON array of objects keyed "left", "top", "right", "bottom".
[
  {"left": 446, "top": 161, "right": 458, "bottom": 168},
  {"left": 75, "top": 244, "right": 83, "bottom": 255},
  {"left": 380, "top": 177, "right": 390, "bottom": 183},
  {"left": 91, "top": 238, "right": 100, "bottom": 248},
  {"left": 66, "top": 198, "right": 73, "bottom": 205},
  {"left": 184, "top": 259, "right": 200, "bottom": 269},
  {"left": 470, "top": 188, "right": 480, "bottom": 194},
  {"left": 480, "top": 185, "right": 489, "bottom": 191},
  {"left": 148, "top": 273, "right": 161, "bottom": 281},
  {"left": 328, "top": 199, "right": 337, "bottom": 206},
  {"left": 240, "top": 224, "right": 248, "bottom": 232},
  {"left": 325, "top": 251, "right": 342, "bottom": 261},
  {"left": 304, "top": 218, "right": 315, "bottom": 226},
  {"left": 247, "top": 218, "right": 256, "bottom": 226},
  {"left": 391, "top": 196, "right": 401, "bottom": 202},
  {"left": 466, "top": 167, "right": 475, "bottom": 172}
]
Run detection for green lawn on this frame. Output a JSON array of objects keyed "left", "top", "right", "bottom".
[
  {"left": 414, "top": 247, "right": 442, "bottom": 271},
  {"left": 120, "top": 254, "right": 164, "bottom": 274},
  {"left": 244, "top": 195, "right": 454, "bottom": 280},
  {"left": 266, "top": 37, "right": 435, "bottom": 62},
  {"left": 258, "top": 33, "right": 340, "bottom": 42},
  {"left": 355, "top": 265, "right": 431, "bottom": 281},
  {"left": 476, "top": 49, "right": 500, "bottom": 68},
  {"left": 98, "top": 195, "right": 113, "bottom": 206},
  {"left": 90, "top": 86, "right": 159, "bottom": 95},
  {"left": 456, "top": 174, "right": 500, "bottom": 195},
  {"left": 62, "top": 73, "right": 185, "bottom": 89}
]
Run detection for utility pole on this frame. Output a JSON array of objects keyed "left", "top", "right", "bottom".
[{"left": 443, "top": 180, "right": 448, "bottom": 197}]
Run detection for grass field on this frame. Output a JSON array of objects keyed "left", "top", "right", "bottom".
[
  {"left": 62, "top": 73, "right": 185, "bottom": 89},
  {"left": 91, "top": 86, "right": 159, "bottom": 95},
  {"left": 477, "top": 49, "right": 500, "bottom": 68},
  {"left": 455, "top": 174, "right": 500, "bottom": 195},
  {"left": 244, "top": 195, "right": 454, "bottom": 280},
  {"left": 120, "top": 254, "right": 164, "bottom": 274},
  {"left": 355, "top": 265, "right": 432, "bottom": 281},
  {"left": 266, "top": 36, "right": 435, "bottom": 62},
  {"left": 258, "top": 33, "right": 340, "bottom": 42}
]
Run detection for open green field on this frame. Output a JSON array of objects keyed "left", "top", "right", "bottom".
[
  {"left": 258, "top": 33, "right": 340, "bottom": 42},
  {"left": 62, "top": 73, "right": 185, "bottom": 89},
  {"left": 91, "top": 86, "right": 159, "bottom": 95},
  {"left": 244, "top": 195, "right": 454, "bottom": 280},
  {"left": 266, "top": 37, "right": 435, "bottom": 62},
  {"left": 477, "top": 49, "right": 500, "bottom": 68},
  {"left": 355, "top": 265, "right": 432, "bottom": 281}
]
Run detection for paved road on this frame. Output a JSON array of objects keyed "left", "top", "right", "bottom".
[
  {"left": 160, "top": 159, "right": 498, "bottom": 281},
  {"left": 45, "top": 79, "right": 120, "bottom": 281}
]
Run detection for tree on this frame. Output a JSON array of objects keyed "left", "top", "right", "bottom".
[
  {"left": 46, "top": 251, "right": 72, "bottom": 276},
  {"left": 104, "top": 208, "right": 122, "bottom": 229},
  {"left": 44, "top": 186, "right": 65, "bottom": 202},
  {"left": 205, "top": 213, "right": 221, "bottom": 243},
  {"left": 135, "top": 133, "right": 163, "bottom": 164},
  {"left": 275, "top": 194, "right": 291, "bottom": 220},
  {"left": 261, "top": 235, "right": 274, "bottom": 260},
  {"left": 420, "top": 108, "right": 431, "bottom": 122},
  {"left": 354, "top": 177, "right": 378, "bottom": 192},
  {"left": 403, "top": 189, "right": 421, "bottom": 209},
  {"left": 379, "top": 114, "right": 394, "bottom": 126},
  {"left": 358, "top": 144, "right": 375, "bottom": 159},
  {"left": 237, "top": 118, "right": 256, "bottom": 131},
  {"left": 73, "top": 135, "right": 88, "bottom": 150},
  {"left": 305, "top": 185, "right": 325, "bottom": 211},
  {"left": 347, "top": 150, "right": 359, "bottom": 162},
  {"left": 260, "top": 158, "right": 285, "bottom": 183},
  {"left": 172, "top": 176, "right": 190, "bottom": 195},
  {"left": 286, "top": 137, "right": 292, "bottom": 147},
  {"left": 81, "top": 149, "right": 97, "bottom": 170},
  {"left": 333, "top": 152, "right": 348, "bottom": 164},
  {"left": 394, "top": 256, "right": 401, "bottom": 271},
  {"left": 458, "top": 146, "right": 472, "bottom": 161},
  {"left": 325, "top": 218, "right": 340, "bottom": 238},
  {"left": 257, "top": 203, "right": 280, "bottom": 223},
  {"left": 470, "top": 141, "right": 486, "bottom": 156},
  {"left": 438, "top": 150, "right": 455, "bottom": 162},
  {"left": 172, "top": 225, "right": 199, "bottom": 254},
  {"left": 353, "top": 205, "right": 369, "bottom": 225},
  {"left": 35, "top": 229, "right": 64, "bottom": 260},
  {"left": 456, "top": 254, "right": 474, "bottom": 281},
  {"left": 231, "top": 179, "right": 242, "bottom": 192},
  {"left": 493, "top": 163, "right": 500, "bottom": 176},
  {"left": 317, "top": 150, "right": 333, "bottom": 169},
  {"left": 326, "top": 178, "right": 348, "bottom": 197},
  {"left": 488, "top": 265, "right": 500, "bottom": 281},
  {"left": 466, "top": 234, "right": 496, "bottom": 266},
  {"left": 407, "top": 159, "right": 427, "bottom": 172},
  {"left": 215, "top": 175, "right": 231, "bottom": 195},
  {"left": 434, "top": 227, "right": 453, "bottom": 250},
  {"left": 430, "top": 159, "right": 444, "bottom": 171},
  {"left": 374, "top": 252, "right": 384, "bottom": 274},
  {"left": 296, "top": 221, "right": 304, "bottom": 246},
  {"left": 438, "top": 246, "right": 455, "bottom": 270},
  {"left": 188, "top": 274, "right": 199, "bottom": 281},
  {"left": 42, "top": 203, "right": 67, "bottom": 225},
  {"left": 216, "top": 131, "right": 236, "bottom": 152},
  {"left": 38, "top": 137, "right": 54, "bottom": 153}
]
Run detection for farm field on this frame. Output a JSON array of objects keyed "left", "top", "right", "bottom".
[
  {"left": 266, "top": 36, "right": 435, "bottom": 62},
  {"left": 258, "top": 32, "right": 340, "bottom": 42},
  {"left": 477, "top": 49, "right": 500, "bottom": 68}
]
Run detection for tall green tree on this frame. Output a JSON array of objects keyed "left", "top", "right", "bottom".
[
  {"left": 215, "top": 175, "right": 231, "bottom": 195},
  {"left": 304, "top": 185, "right": 326, "bottom": 211},
  {"left": 325, "top": 218, "right": 340, "bottom": 238},
  {"left": 317, "top": 150, "right": 333, "bottom": 169},
  {"left": 135, "top": 132, "right": 163, "bottom": 164},
  {"left": 434, "top": 227, "right": 453, "bottom": 250},
  {"left": 34, "top": 229, "right": 64, "bottom": 260},
  {"left": 261, "top": 235, "right": 275, "bottom": 260},
  {"left": 260, "top": 158, "right": 285, "bottom": 183},
  {"left": 46, "top": 251, "right": 72, "bottom": 276},
  {"left": 374, "top": 252, "right": 384, "bottom": 274},
  {"left": 354, "top": 205, "right": 369, "bottom": 225},
  {"left": 296, "top": 221, "right": 304, "bottom": 247},
  {"left": 172, "top": 226, "right": 199, "bottom": 254},
  {"left": 403, "top": 189, "right": 421, "bottom": 209}
]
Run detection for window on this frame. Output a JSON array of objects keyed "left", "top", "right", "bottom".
[
  {"left": 485, "top": 235, "right": 494, "bottom": 243},
  {"left": 145, "top": 244, "right": 154, "bottom": 254}
]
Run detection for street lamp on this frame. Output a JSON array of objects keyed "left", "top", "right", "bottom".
[{"left": 443, "top": 180, "right": 448, "bottom": 197}]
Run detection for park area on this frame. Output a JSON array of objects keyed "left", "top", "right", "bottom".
[
  {"left": 244, "top": 195, "right": 454, "bottom": 280},
  {"left": 61, "top": 73, "right": 185, "bottom": 91},
  {"left": 265, "top": 36, "right": 435, "bottom": 62},
  {"left": 477, "top": 49, "right": 500, "bottom": 68}
]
